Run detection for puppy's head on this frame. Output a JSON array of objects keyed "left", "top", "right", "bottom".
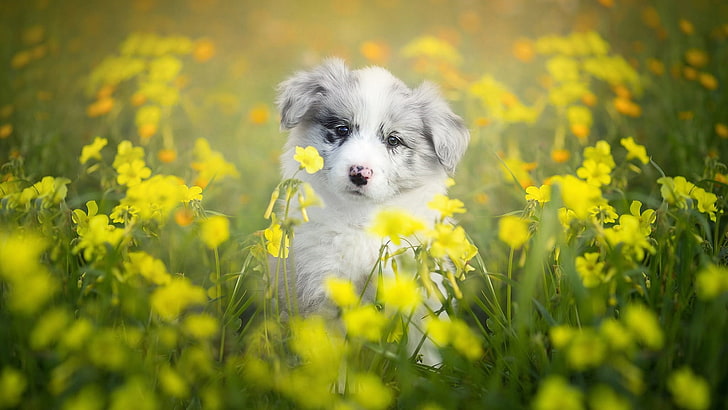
[{"left": 277, "top": 58, "right": 469, "bottom": 203}]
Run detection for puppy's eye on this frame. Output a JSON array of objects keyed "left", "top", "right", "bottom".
[
  {"left": 334, "top": 125, "right": 351, "bottom": 137},
  {"left": 386, "top": 135, "right": 402, "bottom": 147}
]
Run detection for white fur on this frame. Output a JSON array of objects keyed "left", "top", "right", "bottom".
[{"left": 274, "top": 59, "right": 469, "bottom": 364}]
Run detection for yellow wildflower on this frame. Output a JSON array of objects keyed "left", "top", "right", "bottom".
[
  {"left": 588, "top": 385, "right": 631, "bottom": 410},
  {"left": 715, "top": 123, "right": 728, "bottom": 138},
  {"left": 264, "top": 221, "right": 289, "bottom": 258},
  {"left": 183, "top": 313, "right": 219, "bottom": 339},
  {"left": 159, "top": 365, "right": 189, "bottom": 399},
  {"left": 380, "top": 275, "right": 422, "bottom": 311},
  {"left": 326, "top": 277, "right": 360, "bottom": 308},
  {"left": 567, "top": 330, "right": 607, "bottom": 370},
  {"left": 685, "top": 48, "right": 709, "bottom": 68},
  {"left": 116, "top": 159, "right": 151, "bottom": 186},
  {"left": 150, "top": 277, "right": 208, "bottom": 321},
  {"left": 551, "top": 149, "right": 571, "bottom": 163},
  {"left": 668, "top": 367, "right": 710, "bottom": 410},
  {"left": 498, "top": 215, "right": 530, "bottom": 249},
  {"left": 0, "top": 367, "right": 27, "bottom": 409},
  {"left": 293, "top": 146, "right": 324, "bottom": 174},
  {"left": 200, "top": 215, "right": 230, "bottom": 249},
  {"left": 584, "top": 140, "right": 616, "bottom": 169},
  {"left": 30, "top": 308, "right": 72, "bottom": 350},
  {"left": 577, "top": 159, "right": 612, "bottom": 186},
  {"left": 532, "top": 376, "right": 584, "bottom": 410},
  {"left": 428, "top": 194, "right": 466, "bottom": 219},
  {"left": 350, "top": 372, "right": 394, "bottom": 410},
  {"left": 79, "top": 137, "right": 108, "bottom": 164},
  {"left": 113, "top": 140, "right": 145, "bottom": 169},
  {"left": 369, "top": 208, "right": 426, "bottom": 245},
  {"left": 426, "top": 317, "right": 483, "bottom": 360},
  {"left": 72, "top": 215, "right": 125, "bottom": 261},
  {"left": 343, "top": 305, "right": 386, "bottom": 342},
  {"left": 695, "top": 264, "right": 728, "bottom": 300},
  {"left": 428, "top": 223, "right": 478, "bottom": 269},
  {"left": 109, "top": 377, "right": 159, "bottom": 410},
  {"left": 575, "top": 252, "right": 605, "bottom": 288},
  {"left": 401, "top": 35, "right": 462, "bottom": 66},
  {"left": 599, "top": 318, "right": 634, "bottom": 352},
  {"left": 551, "top": 175, "right": 604, "bottom": 220},
  {"left": 698, "top": 72, "right": 718, "bottom": 90},
  {"left": 629, "top": 200, "right": 656, "bottom": 236},
  {"left": 180, "top": 184, "right": 203, "bottom": 202},
  {"left": 550, "top": 325, "right": 576, "bottom": 348},
  {"left": 525, "top": 184, "right": 551, "bottom": 204},
  {"left": 622, "top": 304, "right": 663, "bottom": 350},
  {"left": 125, "top": 251, "right": 172, "bottom": 285},
  {"left": 604, "top": 214, "right": 656, "bottom": 261},
  {"left": 620, "top": 136, "right": 649, "bottom": 164}
]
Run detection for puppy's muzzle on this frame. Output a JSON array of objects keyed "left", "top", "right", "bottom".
[{"left": 349, "top": 165, "right": 373, "bottom": 186}]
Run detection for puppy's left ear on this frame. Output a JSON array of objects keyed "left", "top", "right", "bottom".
[{"left": 414, "top": 82, "right": 470, "bottom": 174}]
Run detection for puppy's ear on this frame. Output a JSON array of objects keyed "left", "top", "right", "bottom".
[
  {"left": 276, "top": 58, "right": 350, "bottom": 129},
  {"left": 414, "top": 82, "right": 470, "bottom": 174}
]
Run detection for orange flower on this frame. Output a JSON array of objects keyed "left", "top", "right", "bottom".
[
  {"left": 698, "top": 73, "right": 718, "bottom": 90},
  {"left": 683, "top": 66, "right": 698, "bottom": 80},
  {"left": 0, "top": 124, "right": 12, "bottom": 139},
  {"left": 614, "top": 97, "right": 642, "bottom": 117},
  {"left": 581, "top": 92, "right": 597, "bottom": 107},
  {"left": 248, "top": 104, "right": 270, "bottom": 124},
  {"left": 130, "top": 92, "right": 147, "bottom": 107},
  {"left": 158, "top": 149, "right": 177, "bottom": 163},
  {"left": 512, "top": 38, "right": 535, "bottom": 62},
  {"left": 571, "top": 124, "right": 590, "bottom": 140},
  {"left": 597, "top": 0, "right": 614, "bottom": 7},
  {"left": 193, "top": 39, "right": 216, "bottom": 62},
  {"left": 174, "top": 208, "right": 195, "bottom": 227},
  {"left": 474, "top": 117, "right": 490, "bottom": 127},
  {"left": 86, "top": 97, "right": 114, "bottom": 117},
  {"left": 679, "top": 19, "right": 694, "bottom": 35},
  {"left": 360, "top": 41, "right": 390, "bottom": 65},
  {"left": 96, "top": 84, "right": 115, "bottom": 99},
  {"left": 551, "top": 149, "right": 571, "bottom": 163},
  {"left": 613, "top": 85, "right": 632, "bottom": 99},
  {"left": 685, "top": 48, "right": 708, "bottom": 68},
  {"left": 138, "top": 123, "right": 158, "bottom": 139},
  {"left": 714, "top": 123, "right": 728, "bottom": 138},
  {"left": 647, "top": 58, "right": 665, "bottom": 76}
]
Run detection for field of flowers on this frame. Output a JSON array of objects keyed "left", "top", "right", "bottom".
[{"left": 2, "top": 0, "right": 728, "bottom": 409}]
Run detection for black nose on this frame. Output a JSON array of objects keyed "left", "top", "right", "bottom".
[{"left": 349, "top": 165, "right": 372, "bottom": 186}]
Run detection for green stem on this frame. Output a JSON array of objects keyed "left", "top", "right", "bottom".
[{"left": 507, "top": 246, "right": 515, "bottom": 326}]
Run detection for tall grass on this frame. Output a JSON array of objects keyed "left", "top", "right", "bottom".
[{"left": 1, "top": 1, "right": 728, "bottom": 409}]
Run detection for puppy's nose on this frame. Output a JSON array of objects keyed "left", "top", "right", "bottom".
[{"left": 349, "top": 165, "right": 373, "bottom": 186}]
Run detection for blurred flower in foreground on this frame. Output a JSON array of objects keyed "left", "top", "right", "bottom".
[
  {"left": 695, "top": 264, "right": 728, "bottom": 300},
  {"left": 498, "top": 215, "right": 530, "bottom": 249},
  {"left": 200, "top": 215, "right": 230, "bottom": 249},
  {"left": 0, "top": 230, "right": 56, "bottom": 315},
  {"left": 380, "top": 275, "right": 422, "bottom": 312},
  {"left": 151, "top": 277, "right": 207, "bottom": 320},
  {"left": 0, "top": 367, "right": 27, "bottom": 408},
  {"left": 369, "top": 208, "right": 426, "bottom": 245},
  {"left": 668, "top": 367, "right": 710, "bottom": 410},
  {"left": 532, "top": 376, "right": 583, "bottom": 410}
]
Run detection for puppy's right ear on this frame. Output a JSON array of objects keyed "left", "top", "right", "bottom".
[{"left": 276, "top": 58, "right": 350, "bottom": 129}]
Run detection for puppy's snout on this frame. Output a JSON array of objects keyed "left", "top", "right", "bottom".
[{"left": 349, "top": 165, "right": 373, "bottom": 186}]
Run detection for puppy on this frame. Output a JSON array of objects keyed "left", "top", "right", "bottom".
[{"left": 274, "top": 58, "right": 469, "bottom": 362}]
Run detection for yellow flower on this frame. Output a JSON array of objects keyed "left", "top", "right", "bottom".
[
  {"left": 401, "top": 35, "right": 462, "bottom": 66},
  {"left": 125, "top": 251, "right": 172, "bottom": 285},
  {"left": 293, "top": 146, "right": 324, "bottom": 174},
  {"left": 629, "top": 200, "right": 656, "bottom": 236},
  {"left": 668, "top": 367, "right": 710, "bottom": 410},
  {"left": 72, "top": 214, "right": 125, "bottom": 261},
  {"left": 575, "top": 252, "right": 605, "bottom": 288},
  {"left": 183, "top": 313, "right": 219, "bottom": 339},
  {"left": 0, "top": 231, "right": 57, "bottom": 315},
  {"left": 498, "top": 215, "right": 530, "bottom": 249},
  {"left": 577, "top": 159, "right": 612, "bottom": 186},
  {"left": 116, "top": 159, "right": 151, "bottom": 186},
  {"left": 428, "top": 223, "right": 478, "bottom": 269},
  {"left": 150, "top": 278, "right": 208, "bottom": 321},
  {"left": 715, "top": 123, "right": 728, "bottom": 138},
  {"left": 342, "top": 305, "right": 386, "bottom": 342},
  {"left": 30, "top": 308, "right": 71, "bottom": 350},
  {"left": 79, "top": 137, "right": 108, "bottom": 164},
  {"left": 622, "top": 304, "right": 663, "bottom": 350},
  {"left": 550, "top": 325, "right": 576, "bottom": 348},
  {"left": 109, "top": 377, "right": 159, "bottom": 410},
  {"left": 200, "top": 215, "right": 230, "bottom": 249},
  {"left": 685, "top": 48, "right": 709, "bottom": 68},
  {"left": 551, "top": 175, "right": 604, "bottom": 220},
  {"left": 158, "top": 365, "right": 189, "bottom": 399},
  {"left": 583, "top": 140, "right": 616, "bottom": 169},
  {"left": 567, "top": 329, "right": 607, "bottom": 370},
  {"left": 264, "top": 221, "right": 289, "bottom": 258},
  {"left": 604, "top": 214, "right": 656, "bottom": 261},
  {"left": 180, "top": 184, "right": 203, "bottom": 202},
  {"left": 588, "top": 385, "right": 631, "bottom": 410},
  {"left": 532, "top": 376, "right": 584, "bottom": 410},
  {"left": 0, "top": 367, "right": 27, "bottom": 409},
  {"left": 525, "top": 184, "right": 551, "bottom": 204},
  {"left": 350, "top": 372, "right": 394, "bottom": 410},
  {"left": 380, "top": 275, "right": 422, "bottom": 311},
  {"left": 448, "top": 319, "right": 484, "bottom": 360},
  {"left": 427, "top": 194, "right": 466, "bottom": 219},
  {"left": 326, "top": 277, "right": 360, "bottom": 307},
  {"left": 620, "top": 136, "right": 649, "bottom": 164},
  {"left": 369, "top": 208, "right": 426, "bottom": 245},
  {"left": 113, "top": 140, "right": 145, "bottom": 169},
  {"left": 695, "top": 264, "right": 728, "bottom": 300},
  {"left": 698, "top": 72, "right": 718, "bottom": 90},
  {"left": 599, "top": 318, "right": 633, "bottom": 352}
]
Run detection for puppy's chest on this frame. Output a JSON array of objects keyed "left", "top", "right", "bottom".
[{"left": 294, "top": 223, "right": 383, "bottom": 281}]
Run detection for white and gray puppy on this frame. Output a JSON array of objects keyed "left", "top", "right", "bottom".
[{"left": 275, "top": 58, "right": 469, "bottom": 358}]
